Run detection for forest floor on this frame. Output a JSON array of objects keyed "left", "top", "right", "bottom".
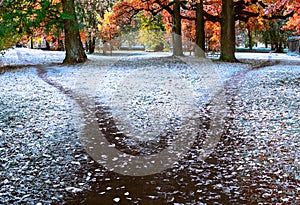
[{"left": 0, "top": 48, "right": 299, "bottom": 204}]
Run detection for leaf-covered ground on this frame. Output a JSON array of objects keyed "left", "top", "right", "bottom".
[
  {"left": 231, "top": 65, "right": 300, "bottom": 203},
  {"left": 0, "top": 48, "right": 299, "bottom": 204}
]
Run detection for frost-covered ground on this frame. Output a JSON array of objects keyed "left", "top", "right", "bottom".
[
  {"left": 235, "top": 52, "right": 300, "bottom": 62},
  {"left": 231, "top": 65, "right": 300, "bottom": 203},
  {"left": 0, "top": 48, "right": 299, "bottom": 204},
  {"left": 0, "top": 48, "right": 65, "bottom": 66},
  {"left": 0, "top": 68, "right": 90, "bottom": 204}
]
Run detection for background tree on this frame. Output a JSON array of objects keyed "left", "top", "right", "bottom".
[
  {"left": 205, "top": 21, "right": 221, "bottom": 51},
  {"left": 110, "top": 0, "right": 184, "bottom": 56},
  {"left": 138, "top": 13, "right": 167, "bottom": 51},
  {"left": 0, "top": 0, "right": 32, "bottom": 51},
  {"left": 238, "top": 16, "right": 267, "bottom": 50},
  {"left": 261, "top": 0, "right": 295, "bottom": 52},
  {"left": 78, "top": 0, "right": 116, "bottom": 54}
]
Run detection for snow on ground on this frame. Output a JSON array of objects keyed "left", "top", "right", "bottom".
[
  {"left": 0, "top": 48, "right": 65, "bottom": 66},
  {"left": 231, "top": 65, "right": 300, "bottom": 203},
  {"left": 235, "top": 52, "right": 300, "bottom": 61},
  {"left": 0, "top": 48, "right": 299, "bottom": 204},
  {"left": 0, "top": 68, "right": 90, "bottom": 204},
  {"left": 1, "top": 47, "right": 300, "bottom": 66}
]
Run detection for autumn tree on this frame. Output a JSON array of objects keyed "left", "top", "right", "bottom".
[
  {"left": 78, "top": 0, "right": 116, "bottom": 54},
  {"left": 283, "top": 4, "right": 300, "bottom": 34},
  {"left": 0, "top": 0, "right": 86, "bottom": 63},
  {"left": 2, "top": 0, "right": 299, "bottom": 61},
  {"left": 110, "top": 0, "right": 219, "bottom": 57},
  {"left": 219, "top": 0, "right": 294, "bottom": 61},
  {"left": 144, "top": 0, "right": 184, "bottom": 56},
  {"left": 262, "top": 1, "right": 296, "bottom": 52},
  {"left": 110, "top": 0, "right": 185, "bottom": 56},
  {"left": 239, "top": 17, "right": 267, "bottom": 50},
  {"left": 205, "top": 21, "right": 221, "bottom": 51},
  {"left": 219, "top": 0, "right": 258, "bottom": 61}
]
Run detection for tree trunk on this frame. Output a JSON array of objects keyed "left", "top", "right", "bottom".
[
  {"left": 247, "top": 26, "right": 252, "bottom": 51},
  {"left": 45, "top": 39, "right": 50, "bottom": 50},
  {"left": 220, "top": 0, "right": 237, "bottom": 62},
  {"left": 195, "top": 1, "right": 205, "bottom": 58},
  {"left": 62, "top": 0, "right": 87, "bottom": 64},
  {"left": 30, "top": 36, "right": 34, "bottom": 49},
  {"left": 85, "top": 41, "right": 88, "bottom": 52},
  {"left": 88, "top": 37, "right": 96, "bottom": 54},
  {"left": 172, "top": 0, "right": 183, "bottom": 56},
  {"left": 262, "top": 31, "right": 269, "bottom": 48}
]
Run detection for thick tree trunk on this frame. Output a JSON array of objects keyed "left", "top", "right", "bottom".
[
  {"left": 62, "top": 0, "right": 87, "bottom": 64},
  {"left": 220, "top": 0, "right": 237, "bottom": 62},
  {"left": 195, "top": 1, "right": 205, "bottom": 58},
  {"left": 172, "top": 0, "right": 183, "bottom": 56}
]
